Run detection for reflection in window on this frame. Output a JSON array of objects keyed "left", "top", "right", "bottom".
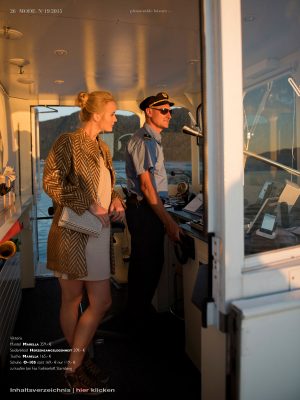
[
  {"left": 242, "top": 0, "right": 300, "bottom": 256},
  {"left": 243, "top": 76, "right": 300, "bottom": 254},
  {"left": 244, "top": 76, "right": 296, "bottom": 184},
  {"left": 244, "top": 77, "right": 295, "bottom": 168}
]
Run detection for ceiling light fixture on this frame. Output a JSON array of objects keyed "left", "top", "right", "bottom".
[
  {"left": 9, "top": 58, "right": 30, "bottom": 67},
  {"left": 9, "top": 58, "right": 30, "bottom": 75},
  {"left": 17, "top": 78, "right": 35, "bottom": 84},
  {"left": 0, "top": 26, "right": 23, "bottom": 40},
  {"left": 54, "top": 49, "right": 68, "bottom": 56},
  {"left": 54, "top": 80, "right": 64, "bottom": 84}
]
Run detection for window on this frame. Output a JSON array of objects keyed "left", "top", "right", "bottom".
[
  {"left": 102, "top": 110, "right": 140, "bottom": 185},
  {"left": 242, "top": 0, "right": 300, "bottom": 255},
  {"left": 162, "top": 107, "right": 192, "bottom": 185},
  {"left": 102, "top": 107, "right": 193, "bottom": 187}
]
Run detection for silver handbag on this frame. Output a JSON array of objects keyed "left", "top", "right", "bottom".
[{"left": 58, "top": 207, "right": 102, "bottom": 237}]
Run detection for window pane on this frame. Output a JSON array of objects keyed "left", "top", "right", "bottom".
[
  {"left": 242, "top": 0, "right": 300, "bottom": 255},
  {"left": 102, "top": 110, "right": 140, "bottom": 185},
  {"left": 162, "top": 107, "right": 192, "bottom": 185},
  {"left": 102, "top": 108, "right": 193, "bottom": 187}
]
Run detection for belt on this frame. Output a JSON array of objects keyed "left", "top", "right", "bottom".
[
  {"left": 126, "top": 194, "right": 145, "bottom": 206},
  {"left": 126, "top": 194, "right": 165, "bottom": 206}
]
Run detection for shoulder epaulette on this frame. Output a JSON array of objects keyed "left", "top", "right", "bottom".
[{"left": 143, "top": 133, "right": 152, "bottom": 140}]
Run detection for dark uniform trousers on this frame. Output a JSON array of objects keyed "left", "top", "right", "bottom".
[{"left": 125, "top": 198, "right": 165, "bottom": 319}]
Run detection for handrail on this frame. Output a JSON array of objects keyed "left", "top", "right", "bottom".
[{"left": 244, "top": 150, "right": 300, "bottom": 177}]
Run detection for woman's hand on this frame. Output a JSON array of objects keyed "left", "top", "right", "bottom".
[
  {"left": 89, "top": 203, "right": 110, "bottom": 227},
  {"left": 109, "top": 198, "right": 125, "bottom": 222}
]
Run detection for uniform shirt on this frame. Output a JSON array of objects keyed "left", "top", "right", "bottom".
[{"left": 125, "top": 123, "right": 168, "bottom": 199}]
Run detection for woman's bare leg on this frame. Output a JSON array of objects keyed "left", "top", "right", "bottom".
[
  {"left": 67, "top": 279, "right": 111, "bottom": 373},
  {"left": 58, "top": 278, "right": 84, "bottom": 348}
]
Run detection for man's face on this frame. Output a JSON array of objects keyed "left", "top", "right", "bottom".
[{"left": 147, "top": 104, "right": 172, "bottom": 130}]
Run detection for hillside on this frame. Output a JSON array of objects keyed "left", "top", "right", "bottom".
[{"left": 39, "top": 108, "right": 192, "bottom": 162}]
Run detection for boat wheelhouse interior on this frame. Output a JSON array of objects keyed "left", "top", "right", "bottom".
[{"left": 1, "top": 0, "right": 300, "bottom": 399}]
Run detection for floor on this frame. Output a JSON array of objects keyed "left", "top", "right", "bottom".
[{"left": 1, "top": 277, "right": 201, "bottom": 398}]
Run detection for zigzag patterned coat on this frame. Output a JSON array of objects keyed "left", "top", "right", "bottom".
[{"left": 43, "top": 128, "right": 120, "bottom": 279}]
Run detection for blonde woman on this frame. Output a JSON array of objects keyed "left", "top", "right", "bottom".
[{"left": 43, "top": 91, "right": 125, "bottom": 392}]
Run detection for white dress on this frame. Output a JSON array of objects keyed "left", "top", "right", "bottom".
[{"left": 55, "top": 156, "right": 112, "bottom": 281}]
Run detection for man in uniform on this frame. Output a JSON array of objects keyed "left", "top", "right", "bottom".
[{"left": 125, "top": 92, "right": 182, "bottom": 324}]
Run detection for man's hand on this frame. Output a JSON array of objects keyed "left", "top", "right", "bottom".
[
  {"left": 165, "top": 218, "right": 183, "bottom": 242},
  {"left": 109, "top": 198, "right": 125, "bottom": 222},
  {"left": 139, "top": 171, "right": 183, "bottom": 241}
]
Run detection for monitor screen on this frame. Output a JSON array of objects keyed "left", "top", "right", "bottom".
[{"left": 260, "top": 213, "right": 276, "bottom": 233}]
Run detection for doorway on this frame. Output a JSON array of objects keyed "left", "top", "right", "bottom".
[{"left": 33, "top": 106, "right": 80, "bottom": 276}]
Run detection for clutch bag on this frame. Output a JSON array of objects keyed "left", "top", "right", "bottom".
[{"left": 58, "top": 207, "right": 102, "bottom": 237}]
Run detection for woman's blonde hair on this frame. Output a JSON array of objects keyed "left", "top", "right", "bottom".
[{"left": 76, "top": 91, "right": 115, "bottom": 122}]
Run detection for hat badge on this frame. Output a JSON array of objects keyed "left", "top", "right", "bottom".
[{"left": 161, "top": 92, "right": 168, "bottom": 99}]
